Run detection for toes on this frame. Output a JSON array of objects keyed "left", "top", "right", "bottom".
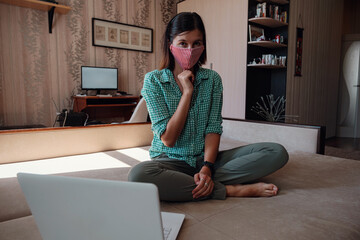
[
  {"left": 264, "top": 190, "right": 277, "bottom": 197},
  {"left": 263, "top": 183, "right": 276, "bottom": 190},
  {"left": 264, "top": 184, "right": 278, "bottom": 197}
]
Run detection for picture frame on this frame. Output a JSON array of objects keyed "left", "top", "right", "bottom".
[
  {"left": 92, "top": 18, "right": 153, "bottom": 53},
  {"left": 249, "top": 25, "right": 265, "bottom": 42}
]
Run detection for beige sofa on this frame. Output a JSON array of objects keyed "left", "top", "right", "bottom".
[{"left": 0, "top": 119, "right": 359, "bottom": 240}]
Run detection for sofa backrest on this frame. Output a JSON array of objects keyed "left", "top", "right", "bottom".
[
  {"left": 0, "top": 123, "right": 153, "bottom": 164},
  {"left": 222, "top": 119, "right": 325, "bottom": 154},
  {"left": 0, "top": 119, "right": 325, "bottom": 165}
]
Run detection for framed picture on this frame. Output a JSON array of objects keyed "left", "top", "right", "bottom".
[
  {"left": 249, "top": 25, "right": 265, "bottom": 42},
  {"left": 92, "top": 18, "right": 153, "bottom": 53}
]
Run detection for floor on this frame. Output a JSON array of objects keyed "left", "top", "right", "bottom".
[
  {"left": 325, "top": 137, "right": 360, "bottom": 151},
  {"left": 325, "top": 137, "right": 360, "bottom": 160}
]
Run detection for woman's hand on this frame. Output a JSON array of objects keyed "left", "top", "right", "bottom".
[
  {"left": 192, "top": 166, "right": 214, "bottom": 199},
  {"left": 177, "top": 70, "right": 194, "bottom": 94}
]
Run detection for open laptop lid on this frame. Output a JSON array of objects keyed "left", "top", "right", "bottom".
[{"left": 17, "top": 173, "right": 165, "bottom": 240}]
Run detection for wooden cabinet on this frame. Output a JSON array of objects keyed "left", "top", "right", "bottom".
[
  {"left": 177, "top": 0, "right": 248, "bottom": 119},
  {"left": 73, "top": 96, "right": 139, "bottom": 122},
  {"left": 246, "top": 0, "right": 289, "bottom": 121}
]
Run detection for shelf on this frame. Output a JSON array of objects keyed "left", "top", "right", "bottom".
[
  {"left": 0, "top": 0, "right": 71, "bottom": 33},
  {"left": 256, "top": 0, "right": 289, "bottom": 5},
  {"left": 249, "top": 17, "right": 288, "bottom": 28},
  {"left": 248, "top": 41, "right": 287, "bottom": 48},
  {"left": 0, "top": 0, "right": 70, "bottom": 14},
  {"left": 247, "top": 64, "right": 286, "bottom": 69}
]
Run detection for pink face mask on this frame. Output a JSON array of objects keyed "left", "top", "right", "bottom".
[{"left": 170, "top": 45, "right": 204, "bottom": 70}]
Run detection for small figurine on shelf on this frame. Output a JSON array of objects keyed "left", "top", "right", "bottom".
[{"left": 280, "top": 11, "right": 288, "bottom": 23}]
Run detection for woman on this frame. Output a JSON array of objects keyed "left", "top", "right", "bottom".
[{"left": 128, "top": 12, "right": 288, "bottom": 201}]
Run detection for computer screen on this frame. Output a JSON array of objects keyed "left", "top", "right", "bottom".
[{"left": 81, "top": 66, "right": 118, "bottom": 92}]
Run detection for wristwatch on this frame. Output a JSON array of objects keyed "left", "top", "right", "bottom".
[{"left": 202, "top": 161, "right": 215, "bottom": 174}]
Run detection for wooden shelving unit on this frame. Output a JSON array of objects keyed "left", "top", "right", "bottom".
[
  {"left": 0, "top": 0, "right": 71, "bottom": 33},
  {"left": 248, "top": 40, "right": 287, "bottom": 48},
  {"left": 246, "top": 0, "right": 290, "bottom": 121}
]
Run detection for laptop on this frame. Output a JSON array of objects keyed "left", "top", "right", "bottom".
[{"left": 17, "top": 173, "right": 185, "bottom": 240}]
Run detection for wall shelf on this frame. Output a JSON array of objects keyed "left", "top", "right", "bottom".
[
  {"left": 249, "top": 17, "right": 288, "bottom": 28},
  {"left": 0, "top": 0, "right": 71, "bottom": 33},
  {"left": 248, "top": 41, "right": 287, "bottom": 48},
  {"left": 256, "top": 0, "right": 289, "bottom": 5},
  {"left": 247, "top": 64, "right": 286, "bottom": 69}
]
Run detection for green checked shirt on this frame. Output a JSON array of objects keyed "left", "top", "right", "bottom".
[{"left": 141, "top": 67, "right": 223, "bottom": 168}]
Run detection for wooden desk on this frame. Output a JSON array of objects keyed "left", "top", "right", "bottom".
[{"left": 73, "top": 96, "right": 139, "bottom": 122}]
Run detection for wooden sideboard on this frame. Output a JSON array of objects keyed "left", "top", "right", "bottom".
[{"left": 72, "top": 96, "right": 139, "bottom": 122}]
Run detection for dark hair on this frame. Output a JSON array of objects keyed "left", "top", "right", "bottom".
[{"left": 159, "top": 12, "right": 207, "bottom": 71}]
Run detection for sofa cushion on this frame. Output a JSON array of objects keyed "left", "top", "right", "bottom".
[
  {"left": 0, "top": 216, "right": 41, "bottom": 240},
  {"left": 0, "top": 167, "right": 132, "bottom": 223},
  {"left": 1, "top": 140, "right": 360, "bottom": 240},
  {"left": 0, "top": 177, "right": 31, "bottom": 222}
]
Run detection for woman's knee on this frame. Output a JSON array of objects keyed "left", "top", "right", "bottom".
[
  {"left": 128, "top": 161, "right": 157, "bottom": 182},
  {"left": 267, "top": 142, "right": 289, "bottom": 168}
]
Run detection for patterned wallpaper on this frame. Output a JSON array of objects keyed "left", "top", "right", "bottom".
[{"left": 0, "top": 0, "right": 180, "bottom": 128}]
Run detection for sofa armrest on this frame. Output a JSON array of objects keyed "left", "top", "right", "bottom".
[{"left": 222, "top": 118, "right": 325, "bottom": 154}]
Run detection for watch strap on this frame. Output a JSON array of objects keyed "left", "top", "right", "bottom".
[{"left": 202, "top": 161, "right": 215, "bottom": 174}]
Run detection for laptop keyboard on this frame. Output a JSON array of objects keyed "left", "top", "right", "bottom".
[{"left": 163, "top": 227, "right": 172, "bottom": 240}]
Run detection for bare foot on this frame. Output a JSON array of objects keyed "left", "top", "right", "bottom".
[{"left": 226, "top": 183, "right": 278, "bottom": 197}]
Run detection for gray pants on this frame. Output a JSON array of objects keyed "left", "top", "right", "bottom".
[{"left": 128, "top": 142, "right": 288, "bottom": 201}]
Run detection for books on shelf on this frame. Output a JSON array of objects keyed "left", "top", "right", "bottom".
[{"left": 255, "top": 2, "right": 287, "bottom": 23}]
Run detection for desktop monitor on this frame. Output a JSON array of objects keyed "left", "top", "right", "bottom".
[{"left": 81, "top": 66, "right": 118, "bottom": 94}]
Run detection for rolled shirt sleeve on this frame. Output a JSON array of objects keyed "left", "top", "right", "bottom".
[
  {"left": 141, "top": 72, "right": 170, "bottom": 139},
  {"left": 205, "top": 71, "right": 223, "bottom": 136}
]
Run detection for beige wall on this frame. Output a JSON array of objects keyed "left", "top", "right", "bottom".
[
  {"left": 0, "top": 0, "right": 179, "bottom": 128},
  {"left": 178, "top": 0, "right": 248, "bottom": 119},
  {"left": 285, "top": 0, "right": 344, "bottom": 138}
]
